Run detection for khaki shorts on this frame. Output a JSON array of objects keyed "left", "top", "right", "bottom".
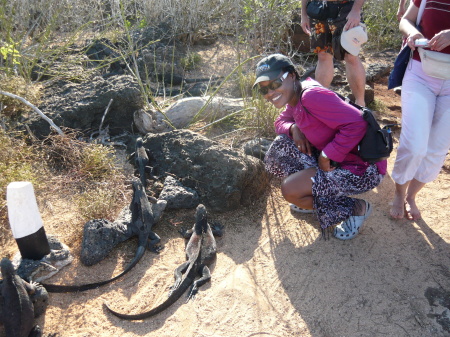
[{"left": 308, "top": 1, "right": 362, "bottom": 60}]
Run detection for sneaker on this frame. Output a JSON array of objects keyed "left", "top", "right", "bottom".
[{"left": 290, "top": 203, "right": 314, "bottom": 214}]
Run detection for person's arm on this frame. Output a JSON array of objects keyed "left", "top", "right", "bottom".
[
  {"left": 344, "top": 0, "right": 364, "bottom": 30},
  {"left": 401, "top": 0, "right": 450, "bottom": 52},
  {"left": 274, "top": 109, "right": 312, "bottom": 155},
  {"left": 301, "top": 88, "right": 367, "bottom": 162},
  {"left": 397, "top": 0, "right": 408, "bottom": 21},
  {"left": 400, "top": 2, "right": 423, "bottom": 51},
  {"left": 274, "top": 108, "right": 295, "bottom": 136},
  {"left": 300, "top": 0, "right": 311, "bottom": 35}
]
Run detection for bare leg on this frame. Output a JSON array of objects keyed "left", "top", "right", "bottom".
[
  {"left": 390, "top": 181, "right": 410, "bottom": 219},
  {"left": 352, "top": 198, "right": 367, "bottom": 216},
  {"left": 344, "top": 53, "right": 366, "bottom": 106},
  {"left": 281, "top": 168, "right": 316, "bottom": 210},
  {"left": 405, "top": 179, "right": 426, "bottom": 220},
  {"left": 315, "top": 52, "right": 334, "bottom": 88}
]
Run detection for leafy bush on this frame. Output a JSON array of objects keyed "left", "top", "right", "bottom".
[
  {"left": 0, "top": 130, "right": 43, "bottom": 195},
  {"left": 181, "top": 52, "right": 202, "bottom": 71},
  {"left": 39, "top": 131, "right": 123, "bottom": 182},
  {"left": 363, "top": 0, "right": 403, "bottom": 50}
]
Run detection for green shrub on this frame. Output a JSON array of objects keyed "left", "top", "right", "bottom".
[
  {"left": 363, "top": 0, "right": 403, "bottom": 50},
  {"left": 181, "top": 52, "right": 202, "bottom": 71},
  {"left": 79, "top": 144, "right": 119, "bottom": 181}
]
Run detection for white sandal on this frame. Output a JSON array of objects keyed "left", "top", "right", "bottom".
[
  {"left": 333, "top": 200, "right": 372, "bottom": 240},
  {"left": 290, "top": 204, "right": 314, "bottom": 214}
]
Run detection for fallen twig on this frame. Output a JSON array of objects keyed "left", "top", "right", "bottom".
[{"left": 99, "top": 98, "right": 113, "bottom": 134}]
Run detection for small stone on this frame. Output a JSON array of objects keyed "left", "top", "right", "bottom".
[
  {"left": 159, "top": 176, "right": 199, "bottom": 209},
  {"left": 12, "top": 235, "right": 73, "bottom": 283},
  {"left": 243, "top": 138, "right": 272, "bottom": 160}
]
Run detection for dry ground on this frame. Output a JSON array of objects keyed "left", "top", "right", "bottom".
[{"left": 1, "top": 40, "right": 449, "bottom": 337}]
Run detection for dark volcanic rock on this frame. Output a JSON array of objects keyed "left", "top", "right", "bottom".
[
  {"left": 13, "top": 235, "right": 73, "bottom": 283},
  {"left": 80, "top": 218, "right": 129, "bottom": 266},
  {"left": 80, "top": 198, "right": 167, "bottom": 266},
  {"left": 159, "top": 176, "right": 200, "bottom": 209},
  {"left": 27, "top": 75, "right": 143, "bottom": 137},
  {"left": 143, "top": 130, "right": 269, "bottom": 212},
  {"left": 243, "top": 138, "right": 273, "bottom": 160}
]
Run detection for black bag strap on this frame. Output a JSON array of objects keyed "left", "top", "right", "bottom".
[
  {"left": 298, "top": 84, "right": 321, "bottom": 115},
  {"left": 299, "top": 84, "right": 398, "bottom": 129},
  {"left": 300, "top": 84, "right": 364, "bottom": 112}
]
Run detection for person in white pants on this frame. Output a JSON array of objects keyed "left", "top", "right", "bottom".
[{"left": 390, "top": 0, "right": 450, "bottom": 220}]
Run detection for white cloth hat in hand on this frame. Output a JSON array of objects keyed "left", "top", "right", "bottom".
[{"left": 341, "top": 23, "right": 368, "bottom": 56}]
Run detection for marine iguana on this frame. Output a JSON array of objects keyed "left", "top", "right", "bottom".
[
  {"left": 41, "top": 179, "right": 161, "bottom": 293},
  {"left": 105, "top": 204, "right": 222, "bottom": 320},
  {"left": 0, "top": 258, "right": 43, "bottom": 337},
  {"left": 135, "top": 137, "right": 150, "bottom": 189}
]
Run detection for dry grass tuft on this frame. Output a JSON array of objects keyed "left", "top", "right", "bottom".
[
  {"left": 37, "top": 130, "right": 128, "bottom": 219},
  {"left": 0, "top": 129, "right": 129, "bottom": 254},
  {"left": 0, "top": 74, "right": 42, "bottom": 119},
  {"left": 0, "top": 129, "right": 46, "bottom": 253}
]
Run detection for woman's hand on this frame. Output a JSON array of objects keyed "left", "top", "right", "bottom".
[
  {"left": 318, "top": 153, "right": 336, "bottom": 172},
  {"left": 406, "top": 32, "right": 425, "bottom": 51},
  {"left": 291, "top": 124, "right": 311, "bottom": 156},
  {"left": 429, "top": 29, "right": 450, "bottom": 51}
]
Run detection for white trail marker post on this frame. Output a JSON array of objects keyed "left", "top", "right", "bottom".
[{"left": 6, "top": 182, "right": 50, "bottom": 260}]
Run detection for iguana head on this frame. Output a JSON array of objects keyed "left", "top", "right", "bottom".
[
  {"left": 194, "top": 204, "right": 208, "bottom": 235},
  {"left": 136, "top": 137, "right": 144, "bottom": 148},
  {"left": 1, "top": 258, "right": 15, "bottom": 280},
  {"left": 131, "top": 178, "right": 143, "bottom": 191}
]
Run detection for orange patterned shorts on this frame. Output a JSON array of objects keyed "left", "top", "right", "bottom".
[{"left": 309, "top": 1, "right": 362, "bottom": 60}]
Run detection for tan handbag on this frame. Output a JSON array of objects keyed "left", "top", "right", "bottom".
[{"left": 418, "top": 47, "right": 450, "bottom": 80}]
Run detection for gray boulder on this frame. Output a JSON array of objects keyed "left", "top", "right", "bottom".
[
  {"left": 143, "top": 129, "right": 269, "bottom": 212},
  {"left": 365, "top": 63, "right": 392, "bottom": 83}
]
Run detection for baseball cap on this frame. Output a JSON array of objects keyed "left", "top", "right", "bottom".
[
  {"left": 340, "top": 24, "right": 368, "bottom": 56},
  {"left": 253, "top": 54, "right": 294, "bottom": 88}
]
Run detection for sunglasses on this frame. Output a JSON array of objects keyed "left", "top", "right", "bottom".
[{"left": 258, "top": 72, "right": 289, "bottom": 95}]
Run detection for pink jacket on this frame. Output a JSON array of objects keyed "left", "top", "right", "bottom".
[{"left": 274, "top": 79, "right": 387, "bottom": 175}]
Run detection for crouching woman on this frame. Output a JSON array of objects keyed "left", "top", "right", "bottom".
[{"left": 255, "top": 54, "right": 387, "bottom": 240}]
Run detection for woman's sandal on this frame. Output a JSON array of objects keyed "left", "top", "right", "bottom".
[
  {"left": 290, "top": 203, "right": 314, "bottom": 214},
  {"left": 333, "top": 200, "right": 372, "bottom": 240}
]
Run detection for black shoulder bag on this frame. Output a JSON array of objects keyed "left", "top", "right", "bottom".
[
  {"left": 300, "top": 86, "right": 394, "bottom": 163},
  {"left": 306, "top": 1, "right": 341, "bottom": 21}
]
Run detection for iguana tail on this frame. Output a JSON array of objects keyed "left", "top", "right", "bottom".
[
  {"left": 104, "top": 266, "right": 196, "bottom": 320},
  {"left": 42, "top": 246, "right": 145, "bottom": 293}
]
